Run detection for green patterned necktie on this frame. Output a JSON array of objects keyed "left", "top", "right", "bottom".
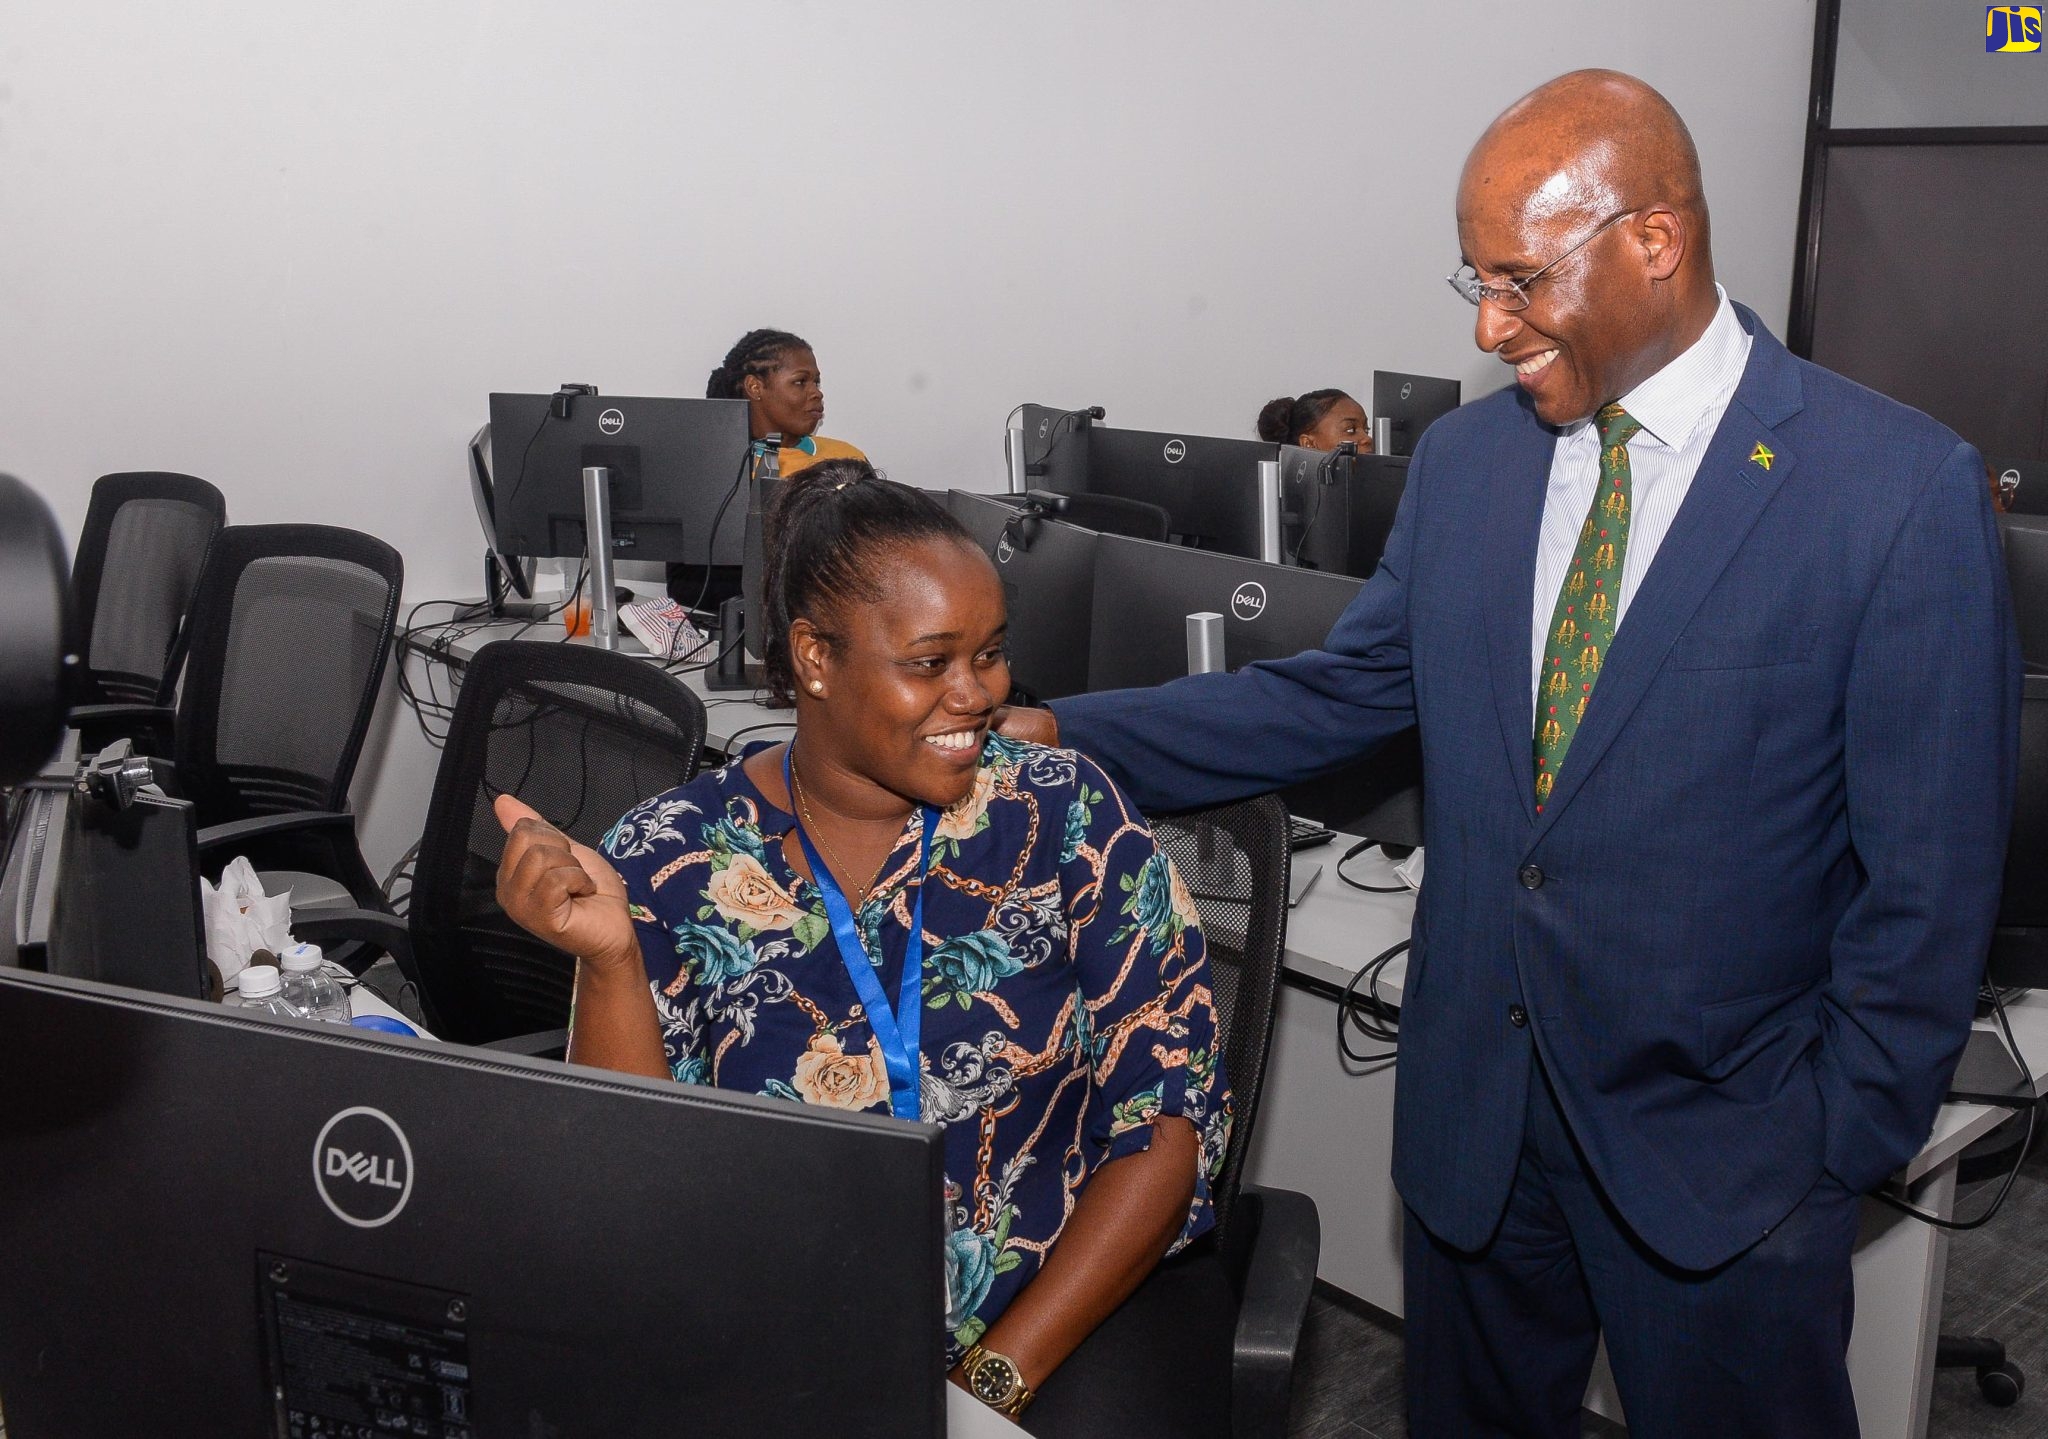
[{"left": 1534, "top": 403, "right": 1641, "bottom": 813}]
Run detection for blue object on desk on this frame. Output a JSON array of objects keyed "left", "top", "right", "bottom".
[{"left": 349, "top": 1013, "right": 418, "bottom": 1037}]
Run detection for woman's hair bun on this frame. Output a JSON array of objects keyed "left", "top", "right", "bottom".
[{"left": 1256, "top": 396, "right": 1297, "bottom": 443}]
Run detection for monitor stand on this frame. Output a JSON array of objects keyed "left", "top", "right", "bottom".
[
  {"left": 582, "top": 465, "right": 622, "bottom": 651},
  {"left": 703, "top": 595, "right": 763, "bottom": 692}
]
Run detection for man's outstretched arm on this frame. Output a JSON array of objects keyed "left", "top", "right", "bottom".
[{"left": 1003, "top": 454, "right": 1428, "bottom": 814}]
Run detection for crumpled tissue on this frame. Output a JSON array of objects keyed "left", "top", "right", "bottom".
[
  {"left": 199, "top": 856, "right": 294, "bottom": 988},
  {"left": 1392, "top": 846, "right": 1425, "bottom": 892}
]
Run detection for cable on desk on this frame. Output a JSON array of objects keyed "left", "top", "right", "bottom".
[
  {"left": 1874, "top": 985, "right": 2038, "bottom": 1231},
  {"left": 1338, "top": 937, "right": 1408, "bottom": 1065},
  {"left": 1336, "top": 838, "right": 1411, "bottom": 894},
  {"left": 393, "top": 567, "right": 586, "bottom": 749}
]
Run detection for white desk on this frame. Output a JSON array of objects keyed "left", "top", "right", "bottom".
[{"left": 404, "top": 614, "right": 2032, "bottom": 1439}]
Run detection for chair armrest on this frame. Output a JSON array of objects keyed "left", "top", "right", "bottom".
[
  {"left": 289, "top": 908, "right": 412, "bottom": 976},
  {"left": 68, "top": 704, "right": 176, "bottom": 755},
  {"left": 1226, "top": 1185, "right": 1322, "bottom": 1439},
  {"left": 197, "top": 811, "right": 356, "bottom": 852},
  {"left": 68, "top": 702, "right": 175, "bottom": 729},
  {"left": 478, "top": 1027, "right": 570, "bottom": 1059}
]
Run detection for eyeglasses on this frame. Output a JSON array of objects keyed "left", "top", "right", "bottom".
[{"left": 1446, "top": 208, "right": 1639, "bottom": 312}]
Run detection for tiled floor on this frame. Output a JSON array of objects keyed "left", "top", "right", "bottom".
[{"left": 1285, "top": 1132, "right": 2048, "bottom": 1436}]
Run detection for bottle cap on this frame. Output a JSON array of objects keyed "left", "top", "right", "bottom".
[
  {"left": 238, "top": 964, "right": 282, "bottom": 997},
  {"left": 279, "top": 943, "right": 324, "bottom": 972}
]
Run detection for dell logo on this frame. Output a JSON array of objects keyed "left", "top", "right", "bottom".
[
  {"left": 598, "top": 407, "right": 625, "bottom": 436},
  {"left": 325, "top": 1148, "right": 404, "bottom": 1189},
  {"left": 995, "top": 534, "right": 1017, "bottom": 564},
  {"left": 1230, "top": 582, "right": 1267, "bottom": 621},
  {"left": 2002, "top": 468, "right": 2023, "bottom": 503},
  {"left": 1163, "top": 438, "right": 1187, "bottom": 464},
  {"left": 312, "top": 1106, "right": 414, "bottom": 1229},
  {"left": 1037, "top": 417, "right": 1051, "bottom": 440},
  {"left": 1399, "top": 382, "right": 1414, "bottom": 402}
]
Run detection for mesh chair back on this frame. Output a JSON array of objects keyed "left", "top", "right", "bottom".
[
  {"left": 68, "top": 473, "right": 226, "bottom": 705},
  {"left": 1144, "top": 793, "right": 1290, "bottom": 1238},
  {"left": 409, "top": 640, "right": 708, "bottom": 1044},
  {"left": 175, "top": 525, "right": 402, "bottom": 821}
]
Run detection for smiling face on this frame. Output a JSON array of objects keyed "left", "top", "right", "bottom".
[
  {"left": 1454, "top": 70, "right": 1717, "bottom": 428},
  {"left": 1302, "top": 395, "right": 1372, "bottom": 452},
  {"left": 744, "top": 346, "right": 826, "bottom": 442},
  {"left": 790, "top": 535, "right": 1011, "bottom": 811},
  {"left": 1457, "top": 180, "right": 1667, "bottom": 427}
]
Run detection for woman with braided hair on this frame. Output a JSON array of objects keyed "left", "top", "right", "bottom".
[
  {"left": 707, "top": 327, "right": 867, "bottom": 475},
  {"left": 496, "top": 458, "right": 1235, "bottom": 1435}
]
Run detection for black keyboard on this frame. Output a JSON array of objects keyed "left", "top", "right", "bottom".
[{"left": 1287, "top": 814, "right": 1335, "bottom": 852}]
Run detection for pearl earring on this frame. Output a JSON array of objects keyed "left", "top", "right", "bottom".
[{"left": 809, "top": 680, "right": 824, "bottom": 694}]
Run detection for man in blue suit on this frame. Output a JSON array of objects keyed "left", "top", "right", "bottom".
[{"left": 999, "top": 71, "right": 2018, "bottom": 1435}]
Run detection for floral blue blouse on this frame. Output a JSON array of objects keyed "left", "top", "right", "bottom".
[{"left": 601, "top": 734, "right": 1231, "bottom": 1357}]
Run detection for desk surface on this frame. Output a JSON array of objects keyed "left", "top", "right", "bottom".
[
  {"left": 403, "top": 612, "right": 2044, "bottom": 1185},
  {"left": 400, "top": 614, "right": 794, "bottom": 753}
]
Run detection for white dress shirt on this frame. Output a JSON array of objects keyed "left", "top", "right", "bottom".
[{"left": 1529, "top": 286, "right": 1753, "bottom": 707}]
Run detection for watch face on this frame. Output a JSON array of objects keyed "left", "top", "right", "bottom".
[{"left": 971, "top": 1356, "right": 1016, "bottom": 1403}]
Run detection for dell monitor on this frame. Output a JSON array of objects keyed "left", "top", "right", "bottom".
[
  {"left": 1279, "top": 446, "right": 1410, "bottom": 580},
  {"left": 1371, "top": 372, "right": 1462, "bottom": 458},
  {"left": 1084, "top": 537, "right": 1423, "bottom": 845},
  {"left": 0, "top": 967, "right": 947, "bottom": 1436},
  {"left": 1085, "top": 535, "right": 1364, "bottom": 692},
  {"left": 487, "top": 392, "right": 753, "bottom": 568},
  {"left": 1016, "top": 403, "right": 1098, "bottom": 495},
  {"left": 948, "top": 489, "right": 1099, "bottom": 703},
  {"left": 1073, "top": 426, "right": 1281, "bottom": 561},
  {"left": 466, "top": 423, "right": 542, "bottom": 615},
  {"left": 2002, "top": 513, "right": 2048, "bottom": 673}
]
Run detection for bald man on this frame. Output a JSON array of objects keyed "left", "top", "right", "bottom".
[{"left": 998, "top": 71, "right": 2018, "bottom": 1435}]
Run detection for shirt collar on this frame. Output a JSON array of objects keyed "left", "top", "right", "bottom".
[{"left": 1608, "top": 284, "right": 1747, "bottom": 449}]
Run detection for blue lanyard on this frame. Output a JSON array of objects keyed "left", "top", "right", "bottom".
[{"left": 784, "top": 748, "right": 938, "bottom": 1122}]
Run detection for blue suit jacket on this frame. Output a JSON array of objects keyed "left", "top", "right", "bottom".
[{"left": 1055, "top": 308, "right": 2020, "bottom": 1270}]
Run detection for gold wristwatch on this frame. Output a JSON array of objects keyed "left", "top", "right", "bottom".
[{"left": 961, "top": 1342, "right": 1035, "bottom": 1417}]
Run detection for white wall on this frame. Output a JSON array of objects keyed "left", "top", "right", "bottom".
[
  {"left": 1835, "top": 0, "right": 2048, "bottom": 127},
  {"left": 0, "top": 0, "right": 1819, "bottom": 871}
]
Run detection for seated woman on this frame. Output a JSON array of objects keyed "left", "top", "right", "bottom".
[
  {"left": 708, "top": 327, "right": 866, "bottom": 473},
  {"left": 1257, "top": 388, "right": 1372, "bottom": 451},
  {"left": 667, "top": 328, "right": 868, "bottom": 605},
  {"left": 497, "top": 459, "right": 1234, "bottom": 1436}
]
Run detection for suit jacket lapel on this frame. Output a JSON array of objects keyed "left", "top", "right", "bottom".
[
  {"left": 1531, "top": 309, "right": 1807, "bottom": 841},
  {"left": 1484, "top": 404, "right": 1558, "bottom": 827}
]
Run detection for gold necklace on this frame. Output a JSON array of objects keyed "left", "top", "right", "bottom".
[{"left": 789, "top": 752, "right": 895, "bottom": 906}]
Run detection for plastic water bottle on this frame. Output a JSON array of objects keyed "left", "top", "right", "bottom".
[
  {"left": 278, "top": 943, "right": 351, "bottom": 1023},
  {"left": 233, "top": 965, "right": 300, "bottom": 1019}
]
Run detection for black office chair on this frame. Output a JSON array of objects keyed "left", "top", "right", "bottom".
[
  {"left": 64, "top": 472, "right": 226, "bottom": 753},
  {"left": 298, "top": 640, "right": 707, "bottom": 1046},
  {"left": 1050, "top": 492, "right": 1172, "bottom": 542},
  {"left": 1142, "top": 793, "right": 1321, "bottom": 1437},
  {"left": 173, "top": 524, "right": 403, "bottom": 919}
]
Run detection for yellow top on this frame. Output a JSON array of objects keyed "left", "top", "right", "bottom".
[{"left": 777, "top": 434, "right": 866, "bottom": 476}]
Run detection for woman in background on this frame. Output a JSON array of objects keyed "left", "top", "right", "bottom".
[
  {"left": 1257, "top": 388, "right": 1372, "bottom": 451},
  {"left": 707, "top": 327, "right": 866, "bottom": 473},
  {"left": 669, "top": 328, "right": 871, "bottom": 605}
]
